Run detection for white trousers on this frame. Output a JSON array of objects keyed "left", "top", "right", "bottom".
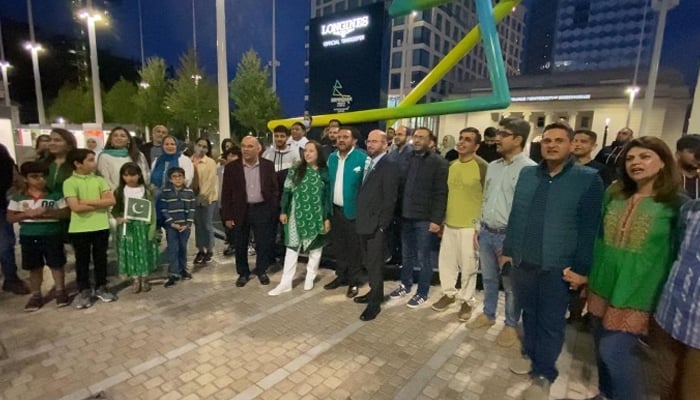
[
  {"left": 438, "top": 226, "right": 477, "bottom": 302},
  {"left": 278, "top": 247, "right": 323, "bottom": 289}
]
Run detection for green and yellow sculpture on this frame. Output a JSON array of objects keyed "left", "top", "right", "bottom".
[{"left": 267, "top": 0, "right": 522, "bottom": 130}]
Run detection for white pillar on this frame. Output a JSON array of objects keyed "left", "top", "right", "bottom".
[
  {"left": 86, "top": 14, "right": 103, "bottom": 124},
  {"left": 216, "top": 0, "right": 231, "bottom": 139}
]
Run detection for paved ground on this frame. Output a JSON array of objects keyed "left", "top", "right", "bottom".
[{"left": 0, "top": 244, "right": 604, "bottom": 400}]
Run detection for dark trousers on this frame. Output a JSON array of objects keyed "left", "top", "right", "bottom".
[
  {"left": 219, "top": 208, "right": 236, "bottom": 247},
  {"left": 331, "top": 206, "right": 363, "bottom": 286},
  {"left": 591, "top": 316, "right": 646, "bottom": 400},
  {"left": 387, "top": 217, "right": 402, "bottom": 264},
  {"left": 400, "top": 219, "right": 436, "bottom": 298},
  {"left": 234, "top": 202, "right": 276, "bottom": 277},
  {"left": 360, "top": 230, "right": 387, "bottom": 307},
  {"left": 0, "top": 209, "right": 20, "bottom": 282},
  {"left": 166, "top": 227, "right": 190, "bottom": 277},
  {"left": 512, "top": 262, "right": 570, "bottom": 382},
  {"left": 71, "top": 229, "right": 110, "bottom": 291}
]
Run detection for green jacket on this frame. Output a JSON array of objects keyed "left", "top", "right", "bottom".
[{"left": 327, "top": 148, "right": 370, "bottom": 220}]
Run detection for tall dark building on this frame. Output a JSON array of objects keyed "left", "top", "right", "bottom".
[{"left": 523, "top": 0, "right": 656, "bottom": 74}]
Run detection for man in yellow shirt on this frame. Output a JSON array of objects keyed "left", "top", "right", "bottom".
[{"left": 431, "top": 128, "right": 487, "bottom": 321}]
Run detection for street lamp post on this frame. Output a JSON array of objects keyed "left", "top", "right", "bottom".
[
  {"left": 79, "top": 8, "right": 104, "bottom": 124},
  {"left": 625, "top": 86, "right": 640, "bottom": 128},
  {"left": 640, "top": 0, "right": 679, "bottom": 135},
  {"left": 215, "top": 0, "right": 231, "bottom": 139},
  {"left": 0, "top": 20, "right": 11, "bottom": 107},
  {"left": 26, "top": 0, "right": 46, "bottom": 124}
]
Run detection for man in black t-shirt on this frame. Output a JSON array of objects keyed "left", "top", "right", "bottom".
[
  {"left": 573, "top": 129, "right": 613, "bottom": 188},
  {"left": 476, "top": 127, "right": 500, "bottom": 162}
]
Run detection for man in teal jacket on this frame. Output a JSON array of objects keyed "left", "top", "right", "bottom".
[
  {"left": 502, "top": 122, "right": 604, "bottom": 400},
  {"left": 325, "top": 126, "right": 370, "bottom": 298}
]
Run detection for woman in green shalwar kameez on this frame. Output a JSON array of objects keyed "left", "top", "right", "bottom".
[{"left": 268, "top": 141, "right": 331, "bottom": 296}]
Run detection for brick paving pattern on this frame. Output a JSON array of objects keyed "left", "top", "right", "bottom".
[{"left": 0, "top": 246, "right": 606, "bottom": 400}]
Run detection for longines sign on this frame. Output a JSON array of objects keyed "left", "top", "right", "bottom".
[{"left": 321, "top": 15, "right": 370, "bottom": 47}]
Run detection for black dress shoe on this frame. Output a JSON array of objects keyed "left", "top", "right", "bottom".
[
  {"left": 354, "top": 294, "right": 370, "bottom": 304},
  {"left": 323, "top": 277, "right": 345, "bottom": 290},
  {"left": 236, "top": 275, "right": 249, "bottom": 287},
  {"left": 164, "top": 277, "right": 178, "bottom": 288},
  {"left": 223, "top": 246, "right": 235, "bottom": 256},
  {"left": 258, "top": 273, "right": 270, "bottom": 285},
  {"left": 360, "top": 305, "right": 381, "bottom": 321},
  {"left": 346, "top": 285, "right": 359, "bottom": 298}
]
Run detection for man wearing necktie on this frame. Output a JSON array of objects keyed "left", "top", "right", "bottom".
[{"left": 354, "top": 130, "right": 400, "bottom": 320}]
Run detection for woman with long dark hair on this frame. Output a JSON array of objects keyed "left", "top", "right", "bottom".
[
  {"left": 46, "top": 128, "right": 77, "bottom": 195},
  {"left": 97, "top": 126, "right": 150, "bottom": 190},
  {"left": 268, "top": 140, "right": 331, "bottom": 295},
  {"left": 34, "top": 134, "right": 51, "bottom": 163},
  {"left": 565, "top": 136, "right": 687, "bottom": 400}
]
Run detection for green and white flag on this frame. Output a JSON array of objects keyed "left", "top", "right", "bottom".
[{"left": 125, "top": 197, "right": 151, "bottom": 222}]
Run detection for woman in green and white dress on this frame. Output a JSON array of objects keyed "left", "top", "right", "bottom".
[{"left": 268, "top": 141, "right": 331, "bottom": 296}]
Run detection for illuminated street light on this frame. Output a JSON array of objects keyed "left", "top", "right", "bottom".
[
  {"left": 139, "top": 81, "right": 150, "bottom": 89},
  {"left": 56, "top": 117, "right": 65, "bottom": 125},
  {"left": 191, "top": 74, "right": 203, "bottom": 85},
  {"left": 625, "top": 86, "right": 640, "bottom": 128},
  {"left": 78, "top": 8, "right": 105, "bottom": 124}
]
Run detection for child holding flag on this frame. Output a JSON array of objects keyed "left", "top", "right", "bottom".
[{"left": 112, "top": 163, "right": 158, "bottom": 293}]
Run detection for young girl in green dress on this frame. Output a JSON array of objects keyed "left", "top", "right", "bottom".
[{"left": 112, "top": 162, "right": 158, "bottom": 293}]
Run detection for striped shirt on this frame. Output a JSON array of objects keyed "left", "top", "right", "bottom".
[
  {"left": 159, "top": 185, "right": 196, "bottom": 227},
  {"left": 655, "top": 199, "right": 700, "bottom": 348}
]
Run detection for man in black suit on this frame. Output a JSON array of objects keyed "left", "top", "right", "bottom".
[{"left": 354, "top": 130, "right": 400, "bottom": 321}]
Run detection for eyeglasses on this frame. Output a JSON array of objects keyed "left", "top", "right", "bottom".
[{"left": 495, "top": 130, "right": 515, "bottom": 138}]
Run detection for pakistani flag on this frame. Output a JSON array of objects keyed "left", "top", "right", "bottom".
[{"left": 125, "top": 197, "right": 151, "bottom": 222}]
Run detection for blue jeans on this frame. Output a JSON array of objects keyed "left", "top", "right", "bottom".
[
  {"left": 400, "top": 219, "right": 437, "bottom": 298},
  {"left": 478, "top": 229, "right": 519, "bottom": 327},
  {"left": 512, "top": 262, "right": 570, "bottom": 382},
  {"left": 0, "top": 209, "right": 20, "bottom": 281},
  {"left": 166, "top": 227, "right": 190, "bottom": 277},
  {"left": 591, "top": 316, "right": 646, "bottom": 400},
  {"left": 194, "top": 202, "right": 216, "bottom": 251}
]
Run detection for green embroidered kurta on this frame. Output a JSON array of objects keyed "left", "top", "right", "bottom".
[
  {"left": 281, "top": 166, "right": 331, "bottom": 252},
  {"left": 112, "top": 186, "right": 158, "bottom": 277},
  {"left": 589, "top": 190, "right": 682, "bottom": 313}
]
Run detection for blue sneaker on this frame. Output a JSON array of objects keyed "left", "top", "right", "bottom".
[
  {"left": 389, "top": 284, "right": 408, "bottom": 299},
  {"left": 406, "top": 294, "right": 426, "bottom": 309}
]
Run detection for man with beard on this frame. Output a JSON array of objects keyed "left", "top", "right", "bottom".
[
  {"left": 594, "top": 127, "right": 633, "bottom": 180},
  {"left": 387, "top": 125, "right": 413, "bottom": 174},
  {"left": 476, "top": 127, "right": 500, "bottom": 162},
  {"left": 325, "top": 127, "right": 370, "bottom": 298},
  {"left": 676, "top": 134, "right": 700, "bottom": 199},
  {"left": 354, "top": 130, "right": 400, "bottom": 320},
  {"left": 322, "top": 120, "right": 341, "bottom": 159}
]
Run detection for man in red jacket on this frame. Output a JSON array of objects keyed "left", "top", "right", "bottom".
[{"left": 221, "top": 136, "right": 279, "bottom": 287}]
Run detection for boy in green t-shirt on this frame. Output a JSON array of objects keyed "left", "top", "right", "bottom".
[
  {"left": 63, "top": 149, "right": 116, "bottom": 309},
  {"left": 7, "top": 162, "right": 71, "bottom": 312}
]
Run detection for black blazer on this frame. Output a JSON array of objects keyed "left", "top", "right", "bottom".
[{"left": 356, "top": 155, "right": 400, "bottom": 235}]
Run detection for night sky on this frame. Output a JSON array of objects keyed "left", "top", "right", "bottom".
[{"left": 1, "top": 0, "right": 698, "bottom": 120}]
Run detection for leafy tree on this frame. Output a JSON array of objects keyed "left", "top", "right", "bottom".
[
  {"left": 47, "top": 83, "right": 94, "bottom": 123},
  {"left": 164, "top": 49, "right": 218, "bottom": 140},
  {"left": 104, "top": 78, "right": 138, "bottom": 123},
  {"left": 230, "top": 49, "right": 281, "bottom": 134},
  {"left": 133, "top": 57, "right": 171, "bottom": 128}
]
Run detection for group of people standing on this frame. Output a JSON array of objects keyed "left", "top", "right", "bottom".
[
  {"left": 2, "top": 116, "right": 699, "bottom": 400},
  {"left": 1, "top": 124, "right": 223, "bottom": 310}
]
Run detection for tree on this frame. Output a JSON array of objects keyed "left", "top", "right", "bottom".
[
  {"left": 47, "top": 83, "right": 94, "bottom": 123},
  {"left": 230, "top": 49, "right": 281, "bottom": 134},
  {"left": 104, "top": 78, "right": 138, "bottom": 124},
  {"left": 164, "top": 49, "right": 218, "bottom": 140},
  {"left": 133, "top": 57, "right": 171, "bottom": 128}
]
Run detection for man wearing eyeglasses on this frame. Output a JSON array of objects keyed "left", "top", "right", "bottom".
[{"left": 468, "top": 117, "right": 535, "bottom": 348}]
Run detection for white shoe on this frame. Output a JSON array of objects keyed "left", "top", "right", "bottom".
[
  {"left": 267, "top": 285, "right": 292, "bottom": 296},
  {"left": 304, "top": 275, "right": 315, "bottom": 291}
]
